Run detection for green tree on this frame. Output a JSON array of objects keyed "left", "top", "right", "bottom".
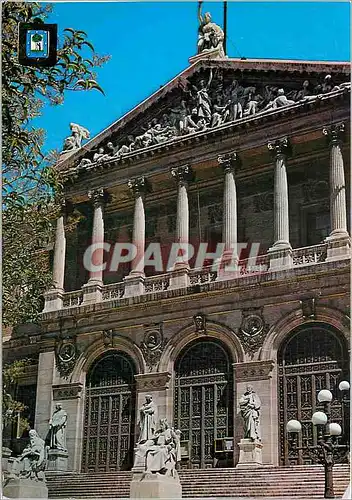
[{"left": 2, "top": 2, "right": 109, "bottom": 326}]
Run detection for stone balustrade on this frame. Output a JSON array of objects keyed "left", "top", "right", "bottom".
[{"left": 53, "top": 243, "right": 336, "bottom": 312}]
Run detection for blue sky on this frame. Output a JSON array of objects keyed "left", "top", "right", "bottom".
[{"left": 36, "top": 1, "right": 350, "bottom": 153}]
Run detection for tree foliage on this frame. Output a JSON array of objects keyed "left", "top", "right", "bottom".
[
  {"left": 2, "top": 2, "right": 109, "bottom": 326},
  {"left": 3, "top": 360, "right": 32, "bottom": 436}
]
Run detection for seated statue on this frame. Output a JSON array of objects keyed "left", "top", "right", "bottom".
[
  {"left": 134, "top": 418, "right": 181, "bottom": 478},
  {"left": 197, "top": 7, "right": 225, "bottom": 58},
  {"left": 10, "top": 429, "right": 46, "bottom": 481}
]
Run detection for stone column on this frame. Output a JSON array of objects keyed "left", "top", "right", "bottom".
[
  {"left": 169, "top": 165, "right": 194, "bottom": 289},
  {"left": 124, "top": 177, "right": 148, "bottom": 297},
  {"left": 82, "top": 188, "right": 107, "bottom": 304},
  {"left": 43, "top": 205, "right": 67, "bottom": 312},
  {"left": 267, "top": 138, "right": 293, "bottom": 270},
  {"left": 217, "top": 152, "right": 240, "bottom": 278},
  {"left": 323, "top": 122, "right": 350, "bottom": 260},
  {"left": 34, "top": 351, "right": 56, "bottom": 441}
]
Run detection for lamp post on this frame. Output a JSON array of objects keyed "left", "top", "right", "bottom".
[{"left": 286, "top": 381, "right": 350, "bottom": 499}]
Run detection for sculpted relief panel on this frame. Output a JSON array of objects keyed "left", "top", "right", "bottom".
[{"left": 64, "top": 70, "right": 350, "bottom": 169}]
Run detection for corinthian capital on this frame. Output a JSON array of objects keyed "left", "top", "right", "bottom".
[
  {"left": 323, "top": 122, "right": 345, "bottom": 146},
  {"left": 87, "top": 188, "right": 107, "bottom": 207},
  {"left": 267, "top": 137, "right": 291, "bottom": 158},
  {"left": 217, "top": 151, "right": 240, "bottom": 173},
  {"left": 127, "top": 176, "right": 150, "bottom": 197},
  {"left": 171, "top": 164, "right": 194, "bottom": 185}
]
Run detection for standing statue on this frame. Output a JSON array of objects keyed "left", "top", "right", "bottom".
[
  {"left": 197, "top": 5, "right": 225, "bottom": 58},
  {"left": 10, "top": 429, "right": 46, "bottom": 481},
  {"left": 239, "top": 385, "right": 261, "bottom": 441},
  {"left": 62, "top": 122, "right": 90, "bottom": 152},
  {"left": 192, "top": 69, "right": 213, "bottom": 123},
  {"left": 48, "top": 403, "right": 68, "bottom": 451},
  {"left": 138, "top": 394, "right": 158, "bottom": 443}
]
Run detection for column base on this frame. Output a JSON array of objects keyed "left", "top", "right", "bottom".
[
  {"left": 216, "top": 253, "right": 239, "bottom": 281},
  {"left": 268, "top": 244, "right": 292, "bottom": 271},
  {"left": 168, "top": 264, "right": 190, "bottom": 289},
  {"left": 124, "top": 274, "right": 145, "bottom": 297},
  {"left": 236, "top": 438, "right": 263, "bottom": 468},
  {"left": 82, "top": 281, "right": 103, "bottom": 304},
  {"left": 42, "top": 288, "right": 64, "bottom": 312},
  {"left": 46, "top": 449, "right": 69, "bottom": 472},
  {"left": 325, "top": 232, "right": 351, "bottom": 261}
]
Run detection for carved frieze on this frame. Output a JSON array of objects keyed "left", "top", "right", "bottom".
[
  {"left": 140, "top": 324, "right": 166, "bottom": 372},
  {"left": 53, "top": 383, "right": 83, "bottom": 400},
  {"left": 253, "top": 192, "right": 274, "bottom": 213},
  {"left": 135, "top": 372, "right": 171, "bottom": 392},
  {"left": 237, "top": 308, "right": 269, "bottom": 356},
  {"left": 234, "top": 360, "right": 275, "bottom": 382}
]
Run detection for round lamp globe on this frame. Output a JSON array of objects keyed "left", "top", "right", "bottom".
[
  {"left": 317, "top": 389, "right": 333, "bottom": 403},
  {"left": 329, "top": 423, "right": 342, "bottom": 436},
  {"left": 286, "top": 420, "right": 302, "bottom": 433},
  {"left": 339, "top": 381, "right": 350, "bottom": 391},
  {"left": 311, "top": 411, "right": 328, "bottom": 426}
]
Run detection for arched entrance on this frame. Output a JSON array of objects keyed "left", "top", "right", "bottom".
[
  {"left": 174, "top": 338, "right": 234, "bottom": 469},
  {"left": 82, "top": 351, "right": 136, "bottom": 472},
  {"left": 278, "top": 323, "right": 349, "bottom": 465}
]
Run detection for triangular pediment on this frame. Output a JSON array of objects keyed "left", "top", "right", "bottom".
[{"left": 57, "top": 58, "right": 350, "bottom": 174}]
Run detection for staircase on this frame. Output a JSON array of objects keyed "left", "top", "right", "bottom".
[{"left": 47, "top": 464, "right": 350, "bottom": 498}]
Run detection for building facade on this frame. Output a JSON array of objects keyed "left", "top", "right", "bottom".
[{"left": 4, "top": 57, "right": 350, "bottom": 474}]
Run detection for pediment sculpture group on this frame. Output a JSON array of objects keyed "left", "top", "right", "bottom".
[{"left": 7, "top": 403, "right": 67, "bottom": 482}]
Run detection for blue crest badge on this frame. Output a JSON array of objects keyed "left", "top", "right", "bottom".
[{"left": 26, "top": 29, "right": 49, "bottom": 59}]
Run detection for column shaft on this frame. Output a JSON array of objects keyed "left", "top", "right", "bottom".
[
  {"left": 273, "top": 154, "right": 290, "bottom": 247},
  {"left": 89, "top": 201, "right": 104, "bottom": 283},
  {"left": 52, "top": 215, "right": 66, "bottom": 290},
  {"left": 329, "top": 142, "right": 348, "bottom": 236}
]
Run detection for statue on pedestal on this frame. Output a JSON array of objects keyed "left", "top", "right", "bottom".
[
  {"left": 134, "top": 418, "right": 181, "bottom": 477},
  {"left": 197, "top": 5, "right": 225, "bottom": 58},
  {"left": 239, "top": 384, "right": 261, "bottom": 441},
  {"left": 48, "top": 403, "right": 68, "bottom": 451},
  {"left": 138, "top": 395, "right": 158, "bottom": 443},
  {"left": 10, "top": 429, "right": 46, "bottom": 481}
]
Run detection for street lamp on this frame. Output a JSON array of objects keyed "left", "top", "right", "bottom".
[{"left": 286, "top": 381, "right": 350, "bottom": 499}]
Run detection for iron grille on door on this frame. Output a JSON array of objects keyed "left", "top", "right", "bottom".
[
  {"left": 82, "top": 352, "right": 136, "bottom": 472},
  {"left": 278, "top": 325, "right": 349, "bottom": 465},
  {"left": 174, "top": 339, "right": 234, "bottom": 469}
]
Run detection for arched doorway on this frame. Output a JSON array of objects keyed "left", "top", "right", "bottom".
[
  {"left": 174, "top": 338, "right": 234, "bottom": 469},
  {"left": 278, "top": 323, "right": 349, "bottom": 465},
  {"left": 82, "top": 351, "right": 136, "bottom": 472}
]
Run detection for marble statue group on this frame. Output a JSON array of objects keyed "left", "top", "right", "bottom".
[
  {"left": 134, "top": 395, "right": 181, "bottom": 477},
  {"left": 6, "top": 404, "right": 68, "bottom": 484}
]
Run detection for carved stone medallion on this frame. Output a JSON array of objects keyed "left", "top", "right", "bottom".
[
  {"left": 140, "top": 325, "right": 166, "bottom": 371},
  {"left": 56, "top": 340, "right": 78, "bottom": 378},
  {"left": 238, "top": 309, "right": 269, "bottom": 356}
]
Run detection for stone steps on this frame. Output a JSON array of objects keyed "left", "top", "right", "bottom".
[{"left": 47, "top": 465, "right": 350, "bottom": 499}]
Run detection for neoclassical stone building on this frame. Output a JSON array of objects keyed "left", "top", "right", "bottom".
[{"left": 4, "top": 56, "right": 350, "bottom": 475}]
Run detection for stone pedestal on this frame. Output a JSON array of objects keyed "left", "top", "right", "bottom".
[
  {"left": 82, "top": 281, "right": 103, "bottom": 304},
  {"left": 2, "top": 446, "right": 12, "bottom": 473},
  {"left": 236, "top": 438, "right": 263, "bottom": 468},
  {"left": 42, "top": 288, "right": 64, "bottom": 312},
  {"left": 130, "top": 472, "right": 182, "bottom": 499},
  {"left": 3, "top": 478, "right": 48, "bottom": 498},
  {"left": 189, "top": 48, "right": 227, "bottom": 64},
  {"left": 124, "top": 274, "right": 145, "bottom": 297},
  {"left": 268, "top": 245, "right": 293, "bottom": 271},
  {"left": 46, "top": 449, "right": 69, "bottom": 472},
  {"left": 325, "top": 234, "right": 351, "bottom": 261},
  {"left": 169, "top": 265, "right": 190, "bottom": 289}
]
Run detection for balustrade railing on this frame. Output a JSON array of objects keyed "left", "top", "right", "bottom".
[
  {"left": 144, "top": 274, "right": 170, "bottom": 293},
  {"left": 62, "top": 290, "right": 83, "bottom": 308},
  {"left": 102, "top": 282, "right": 125, "bottom": 301},
  {"left": 56, "top": 244, "right": 331, "bottom": 311},
  {"left": 292, "top": 244, "right": 327, "bottom": 266}
]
